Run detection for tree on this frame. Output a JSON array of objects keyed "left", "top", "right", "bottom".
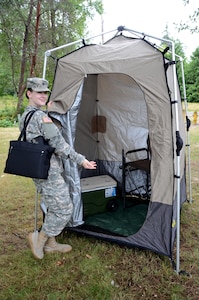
[
  {"left": 179, "top": 0, "right": 199, "bottom": 33},
  {"left": 184, "top": 47, "right": 199, "bottom": 102},
  {"left": 177, "top": 1, "right": 199, "bottom": 103},
  {"left": 0, "top": 0, "right": 103, "bottom": 115}
]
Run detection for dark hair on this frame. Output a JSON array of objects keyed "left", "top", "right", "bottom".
[{"left": 26, "top": 88, "right": 33, "bottom": 99}]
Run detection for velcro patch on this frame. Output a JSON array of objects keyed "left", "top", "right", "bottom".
[{"left": 43, "top": 123, "right": 57, "bottom": 139}]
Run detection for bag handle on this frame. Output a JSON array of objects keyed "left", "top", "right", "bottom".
[{"left": 18, "top": 110, "right": 37, "bottom": 142}]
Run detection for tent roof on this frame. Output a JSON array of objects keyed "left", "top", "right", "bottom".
[{"left": 49, "top": 35, "right": 168, "bottom": 114}]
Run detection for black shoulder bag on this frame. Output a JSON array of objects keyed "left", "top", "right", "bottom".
[{"left": 4, "top": 110, "right": 55, "bottom": 179}]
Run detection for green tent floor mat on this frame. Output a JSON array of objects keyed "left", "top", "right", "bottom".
[{"left": 84, "top": 200, "right": 149, "bottom": 237}]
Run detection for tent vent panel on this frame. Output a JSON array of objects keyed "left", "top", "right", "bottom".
[{"left": 92, "top": 115, "right": 107, "bottom": 133}]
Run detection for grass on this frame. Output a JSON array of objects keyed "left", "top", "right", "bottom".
[
  {"left": 0, "top": 124, "right": 199, "bottom": 299},
  {"left": 180, "top": 102, "right": 198, "bottom": 112}
]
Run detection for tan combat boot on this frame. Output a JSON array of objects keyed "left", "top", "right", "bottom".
[
  {"left": 44, "top": 236, "right": 72, "bottom": 254},
  {"left": 28, "top": 230, "right": 48, "bottom": 259}
]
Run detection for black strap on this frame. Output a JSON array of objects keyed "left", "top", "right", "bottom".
[{"left": 18, "top": 110, "right": 37, "bottom": 141}]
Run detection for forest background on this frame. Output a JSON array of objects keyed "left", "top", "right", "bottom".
[{"left": 0, "top": 0, "right": 198, "bottom": 128}]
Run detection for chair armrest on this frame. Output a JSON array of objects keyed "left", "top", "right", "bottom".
[{"left": 126, "top": 148, "right": 148, "bottom": 155}]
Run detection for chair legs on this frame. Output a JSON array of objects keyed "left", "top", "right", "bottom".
[{"left": 121, "top": 149, "right": 151, "bottom": 208}]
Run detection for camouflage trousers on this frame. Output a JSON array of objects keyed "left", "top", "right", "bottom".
[{"left": 33, "top": 171, "right": 73, "bottom": 237}]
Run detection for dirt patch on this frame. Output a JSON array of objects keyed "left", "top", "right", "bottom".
[{"left": 0, "top": 229, "right": 29, "bottom": 256}]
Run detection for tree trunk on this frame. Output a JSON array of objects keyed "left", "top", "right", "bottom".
[
  {"left": 30, "top": 0, "right": 41, "bottom": 77},
  {"left": 16, "top": 0, "right": 35, "bottom": 115}
]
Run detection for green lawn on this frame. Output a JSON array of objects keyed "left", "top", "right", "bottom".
[{"left": 0, "top": 125, "right": 199, "bottom": 299}]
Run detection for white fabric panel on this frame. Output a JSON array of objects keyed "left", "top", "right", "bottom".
[{"left": 97, "top": 74, "right": 148, "bottom": 161}]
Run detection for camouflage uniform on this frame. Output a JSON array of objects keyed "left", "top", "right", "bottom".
[{"left": 19, "top": 105, "right": 85, "bottom": 237}]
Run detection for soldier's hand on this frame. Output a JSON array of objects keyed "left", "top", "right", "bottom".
[{"left": 82, "top": 159, "right": 97, "bottom": 169}]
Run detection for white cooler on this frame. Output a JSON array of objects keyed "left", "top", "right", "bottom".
[{"left": 81, "top": 175, "right": 117, "bottom": 217}]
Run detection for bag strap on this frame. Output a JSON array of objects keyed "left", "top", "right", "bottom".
[{"left": 18, "top": 110, "right": 37, "bottom": 141}]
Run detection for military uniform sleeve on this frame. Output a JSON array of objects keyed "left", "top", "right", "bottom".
[{"left": 31, "top": 110, "right": 85, "bottom": 166}]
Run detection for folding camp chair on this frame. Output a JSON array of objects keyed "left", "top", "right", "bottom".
[{"left": 121, "top": 145, "right": 151, "bottom": 208}]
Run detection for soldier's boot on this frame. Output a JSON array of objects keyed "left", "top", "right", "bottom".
[
  {"left": 28, "top": 230, "right": 48, "bottom": 259},
  {"left": 44, "top": 236, "right": 72, "bottom": 254}
]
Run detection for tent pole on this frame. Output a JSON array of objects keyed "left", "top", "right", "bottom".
[
  {"left": 42, "top": 26, "right": 177, "bottom": 81},
  {"left": 171, "top": 41, "right": 182, "bottom": 274},
  {"left": 42, "top": 53, "right": 48, "bottom": 79},
  {"left": 179, "top": 57, "right": 192, "bottom": 203},
  {"left": 160, "top": 48, "right": 192, "bottom": 204},
  {"left": 42, "top": 29, "right": 117, "bottom": 79},
  {"left": 42, "top": 39, "right": 83, "bottom": 79},
  {"left": 162, "top": 50, "right": 192, "bottom": 204}
]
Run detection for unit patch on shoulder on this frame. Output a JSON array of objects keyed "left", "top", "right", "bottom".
[
  {"left": 42, "top": 116, "right": 57, "bottom": 139},
  {"left": 43, "top": 116, "right": 53, "bottom": 123}
]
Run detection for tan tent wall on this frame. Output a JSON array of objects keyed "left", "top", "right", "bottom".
[
  {"left": 49, "top": 36, "right": 177, "bottom": 206},
  {"left": 47, "top": 34, "right": 187, "bottom": 261}
]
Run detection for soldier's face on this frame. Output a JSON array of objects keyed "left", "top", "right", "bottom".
[{"left": 28, "top": 91, "right": 48, "bottom": 108}]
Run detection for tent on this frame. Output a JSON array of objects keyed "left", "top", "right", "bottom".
[{"left": 44, "top": 27, "right": 189, "bottom": 273}]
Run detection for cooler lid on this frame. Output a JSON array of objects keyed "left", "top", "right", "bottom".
[{"left": 81, "top": 175, "right": 117, "bottom": 192}]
